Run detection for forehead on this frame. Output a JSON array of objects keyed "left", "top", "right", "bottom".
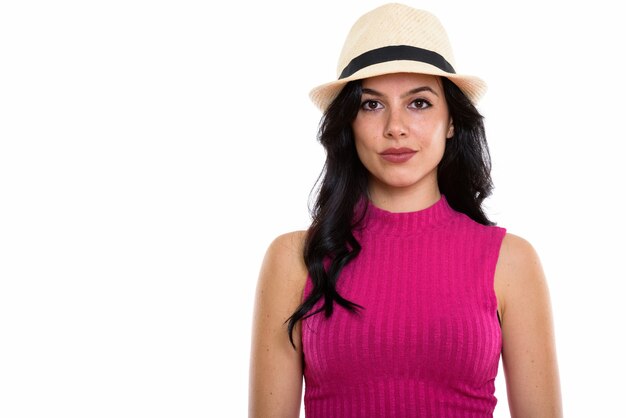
[{"left": 361, "top": 72, "right": 442, "bottom": 92}]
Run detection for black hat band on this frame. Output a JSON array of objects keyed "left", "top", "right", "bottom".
[{"left": 339, "top": 45, "right": 456, "bottom": 80}]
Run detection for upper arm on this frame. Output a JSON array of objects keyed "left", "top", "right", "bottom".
[
  {"left": 248, "top": 231, "right": 308, "bottom": 418},
  {"left": 494, "top": 233, "right": 562, "bottom": 418}
]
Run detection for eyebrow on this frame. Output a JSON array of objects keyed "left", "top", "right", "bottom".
[{"left": 361, "top": 86, "right": 439, "bottom": 98}]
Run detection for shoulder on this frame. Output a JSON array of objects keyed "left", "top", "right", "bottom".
[
  {"left": 267, "top": 230, "right": 307, "bottom": 254},
  {"left": 497, "top": 233, "right": 542, "bottom": 274},
  {"left": 495, "top": 233, "right": 562, "bottom": 415},
  {"left": 250, "top": 231, "right": 308, "bottom": 414},
  {"left": 263, "top": 230, "right": 307, "bottom": 272},
  {"left": 495, "top": 233, "right": 548, "bottom": 315},
  {"left": 257, "top": 230, "right": 308, "bottom": 304}
]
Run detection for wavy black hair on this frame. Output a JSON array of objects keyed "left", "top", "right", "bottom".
[{"left": 286, "top": 77, "right": 494, "bottom": 348}]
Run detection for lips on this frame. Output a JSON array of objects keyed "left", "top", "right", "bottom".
[{"left": 380, "top": 147, "right": 417, "bottom": 163}]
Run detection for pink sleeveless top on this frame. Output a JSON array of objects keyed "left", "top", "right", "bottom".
[{"left": 302, "top": 196, "right": 506, "bottom": 417}]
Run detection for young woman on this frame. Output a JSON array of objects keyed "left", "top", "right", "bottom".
[{"left": 249, "top": 3, "right": 562, "bottom": 417}]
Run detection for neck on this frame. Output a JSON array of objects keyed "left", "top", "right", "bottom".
[{"left": 368, "top": 180, "right": 441, "bottom": 213}]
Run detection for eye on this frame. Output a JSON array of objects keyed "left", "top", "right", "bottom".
[
  {"left": 410, "top": 99, "right": 431, "bottom": 109},
  {"left": 360, "top": 100, "right": 383, "bottom": 111}
]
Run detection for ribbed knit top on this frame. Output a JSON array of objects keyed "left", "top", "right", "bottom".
[{"left": 302, "top": 196, "right": 507, "bottom": 417}]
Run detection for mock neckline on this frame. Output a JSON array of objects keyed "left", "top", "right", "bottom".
[{"left": 358, "top": 195, "right": 457, "bottom": 235}]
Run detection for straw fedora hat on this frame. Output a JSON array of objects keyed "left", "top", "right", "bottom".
[{"left": 309, "top": 3, "right": 487, "bottom": 111}]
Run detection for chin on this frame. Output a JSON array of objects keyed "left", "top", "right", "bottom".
[
  {"left": 374, "top": 170, "right": 437, "bottom": 190},
  {"left": 381, "top": 177, "right": 425, "bottom": 189}
]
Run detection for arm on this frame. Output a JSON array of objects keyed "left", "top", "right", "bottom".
[
  {"left": 249, "top": 231, "right": 308, "bottom": 418},
  {"left": 494, "top": 233, "right": 562, "bottom": 418}
]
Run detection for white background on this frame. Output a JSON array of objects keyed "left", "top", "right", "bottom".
[{"left": 1, "top": 0, "right": 624, "bottom": 417}]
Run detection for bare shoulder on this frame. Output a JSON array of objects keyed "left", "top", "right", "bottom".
[
  {"left": 256, "top": 230, "right": 309, "bottom": 311},
  {"left": 498, "top": 233, "right": 541, "bottom": 268},
  {"left": 266, "top": 230, "right": 307, "bottom": 260},
  {"left": 496, "top": 233, "right": 543, "bottom": 284},
  {"left": 495, "top": 232, "right": 548, "bottom": 318},
  {"left": 263, "top": 230, "right": 308, "bottom": 280},
  {"left": 249, "top": 230, "right": 308, "bottom": 416},
  {"left": 494, "top": 235, "right": 562, "bottom": 415}
]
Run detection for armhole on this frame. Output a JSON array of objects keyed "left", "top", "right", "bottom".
[{"left": 491, "top": 227, "right": 507, "bottom": 329}]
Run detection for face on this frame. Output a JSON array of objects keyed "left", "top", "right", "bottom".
[{"left": 351, "top": 72, "right": 453, "bottom": 204}]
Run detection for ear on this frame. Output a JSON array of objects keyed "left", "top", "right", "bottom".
[{"left": 446, "top": 119, "right": 454, "bottom": 139}]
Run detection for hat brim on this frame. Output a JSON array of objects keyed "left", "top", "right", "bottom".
[{"left": 309, "top": 60, "right": 487, "bottom": 111}]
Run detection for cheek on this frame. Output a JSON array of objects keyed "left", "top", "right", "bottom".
[
  {"left": 420, "top": 122, "right": 449, "bottom": 150},
  {"left": 354, "top": 138, "right": 374, "bottom": 168},
  {"left": 430, "top": 136, "right": 448, "bottom": 163},
  {"left": 352, "top": 126, "right": 375, "bottom": 157}
]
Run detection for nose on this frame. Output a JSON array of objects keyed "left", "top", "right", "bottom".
[{"left": 384, "top": 107, "right": 408, "bottom": 139}]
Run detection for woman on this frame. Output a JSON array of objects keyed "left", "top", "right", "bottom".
[{"left": 249, "top": 3, "right": 562, "bottom": 417}]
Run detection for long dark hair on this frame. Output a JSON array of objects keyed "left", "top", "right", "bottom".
[{"left": 286, "top": 77, "right": 494, "bottom": 348}]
